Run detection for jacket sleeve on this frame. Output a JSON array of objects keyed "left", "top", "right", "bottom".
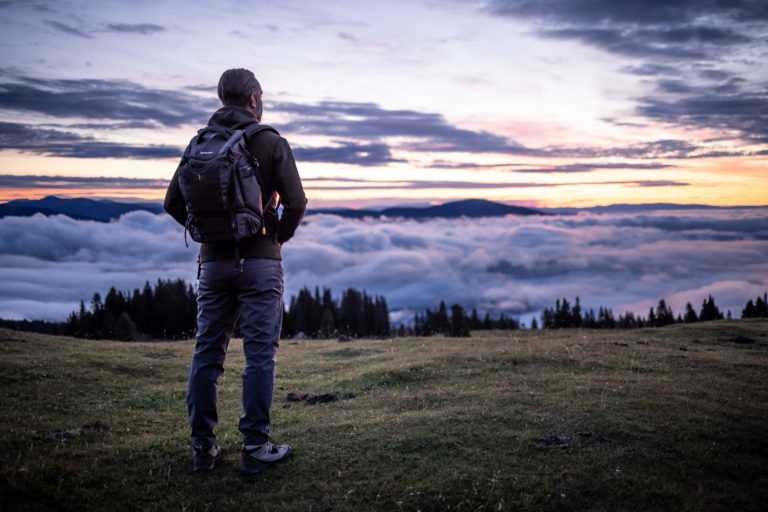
[
  {"left": 272, "top": 137, "right": 307, "bottom": 244},
  {"left": 163, "top": 163, "right": 188, "bottom": 227}
]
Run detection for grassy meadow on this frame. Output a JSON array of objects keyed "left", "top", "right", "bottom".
[{"left": 1, "top": 320, "right": 767, "bottom": 511}]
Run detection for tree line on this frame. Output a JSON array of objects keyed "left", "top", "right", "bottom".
[
  {"left": 281, "top": 286, "right": 390, "bottom": 339},
  {"left": 407, "top": 292, "right": 768, "bottom": 337},
  {"left": 536, "top": 292, "right": 768, "bottom": 329},
  {"left": 66, "top": 279, "right": 197, "bottom": 340},
  {"left": 538, "top": 295, "right": 731, "bottom": 329},
  {"left": 1, "top": 284, "right": 766, "bottom": 340},
  {"left": 411, "top": 301, "right": 519, "bottom": 337},
  {"left": 0, "top": 280, "right": 389, "bottom": 341}
]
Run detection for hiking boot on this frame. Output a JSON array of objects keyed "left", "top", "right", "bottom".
[
  {"left": 240, "top": 440, "right": 292, "bottom": 475},
  {"left": 192, "top": 443, "right": 221, "bottom": 472}
]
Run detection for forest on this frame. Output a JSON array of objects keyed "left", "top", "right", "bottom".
[{"left": 1, "top": 280, "right": 766, "bottom": 341}]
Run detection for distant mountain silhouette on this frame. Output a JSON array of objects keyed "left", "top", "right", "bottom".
[
  {"left": 0, "top": 197, "right": 542, "bottom": 221},
  {"left": 0, "top": 196, "right": 163, "bottom": 222},
  {"left": 308, "top": 199, "right": 543, "bottom": 219},
  {"left": 3, "top": 197, "right": 749, "bottom": 223},
  {"left": 538, "top": 203, "right": 752, "bottom": 215}
]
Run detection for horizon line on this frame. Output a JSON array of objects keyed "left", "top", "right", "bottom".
[{"left": 2, "top": 194, "right": 768, "bottom": 211}]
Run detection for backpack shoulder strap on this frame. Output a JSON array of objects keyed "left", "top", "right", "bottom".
[
  {"left": 244, "top": 124, "right": 279, "bottom": 138},
  {"left": 218, "top": 129, "right": 245, "bottom": 156}
]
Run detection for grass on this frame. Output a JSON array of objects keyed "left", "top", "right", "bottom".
[{"left": 1, "top": 320, "right": 767, "bottom": 511}]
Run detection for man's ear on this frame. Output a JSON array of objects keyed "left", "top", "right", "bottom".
[{"left": 248, "top": 93, "right": 257, "bottom": 109}]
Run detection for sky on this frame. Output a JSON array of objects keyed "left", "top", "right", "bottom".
[
  {"left": 0, "top": 0, "right": 766, "bottom": 208},
  {"left": 0, "top": 1, "right": 766, "bottom": 325}
]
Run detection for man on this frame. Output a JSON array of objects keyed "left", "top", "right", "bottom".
[{"left": 164, "top": 68, "right": 307, "bottom": 474}]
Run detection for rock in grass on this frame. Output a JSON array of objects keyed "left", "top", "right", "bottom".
[
  {"left": 82, "top": 421, "right": 111, "bottom": 433},
  {"left": 307, "top": 393, "right": 338, "bottom": 404},
  {"left": 533, "top": 436, "right": 570, "bottom": 448}
]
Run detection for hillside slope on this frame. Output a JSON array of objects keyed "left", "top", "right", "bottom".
[{"left": 1, "top": 320, "right": 767, "bottom": 511}]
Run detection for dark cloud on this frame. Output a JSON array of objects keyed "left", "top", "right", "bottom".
[
  {"left": 0, "top": 76, "right": 539, "bottom": 162},
  {"left": 622, "top": 63, "right": 681, "bottom": 76},
  {"left": 513, "top": 162, "right": 673, "bottom": 173},
  {"left": 0, "top": 1, "right": 55, "bottom": 12},
  {"left": 0, "top": 174, "right": 688, "bottom": 195},
  {"left": 0, "top": 76, "right": 217, "bottom": 126},
  {"left": 637, "top": 92, "right": 768, "bottom": 143},
  {"left": 630, "top": 180, "right": 688, "bottom": 188},
  {"left": 46, "top": 142, "right": 181, "bottom": 159},
  {"left": 698, "top": 69, "right": 734, "bottom": 82},
  {"left": 538, "top": 26, "right": 733, "bottom": 60},
  {"left": 489, "top": 0, "right": 768, "bottom": 25},
  {"left": 275, "top": 99, "right": 759, "bottom": 160},
  {"left": 0, "top": 72, "right": 760, "bottom": 164},
  {"left": 61, "top": 121, "right": 161, "bottom": 130},
  {"left": 486, "top": 1, "right": 768, "bottom": 144},
  {"left": 43, "top": 20, "right": 92, "bottom": 39},
  {"left": 274, "top": 100, "right": 535, "bottom": 155},
  {"left": 0, "top": 74, "right": 215, "bottom": 159},
  {"left": 0, "top": 122, "right": 182, "bottom": 159},
  {"left": 106, "top": 23, "right": 165, "bottom": 35},
  {"left": 421, "top": 161, "right": 516, "bottom": 169},
  {"left": 599, "top": 139, "right": 751, "bottom": 159},
  {"left": 293, "top": 142, "right": 405, "bottom": 166},
  {"left": 0, "top": 174, "right": 168, "bottom": 189},
  {"left": 656, "top": 77, "right": 747, "bottom": 95}
]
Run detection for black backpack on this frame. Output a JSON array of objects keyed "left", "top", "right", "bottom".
[{"left": 177, "top": 124, "right": 278, "bottom": 244}]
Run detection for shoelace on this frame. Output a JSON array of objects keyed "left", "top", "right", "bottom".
[{"left": 243, "top": 440, "right": 281, "bottom": 455}]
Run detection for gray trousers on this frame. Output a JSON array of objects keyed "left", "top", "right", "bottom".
[{"left": 187, "top": 258, "right": 283, "bottom": 449}]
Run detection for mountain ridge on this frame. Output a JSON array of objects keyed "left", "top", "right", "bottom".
[
  {"left": 0, "top": 197, "right": 543, "bottom": 222},
  {"left": 1, "top": 196, "right": 762, "bottom": 223},
  {"left": 0, "top": 196, "right": 163, "bottom": 222},
  {"left": 308, "top": 198, "right": 543, "bottom": 219}
]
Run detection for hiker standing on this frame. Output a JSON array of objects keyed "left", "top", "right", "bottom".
[{"left": 164, "top": 68, "right": 307, "bottom": 474}]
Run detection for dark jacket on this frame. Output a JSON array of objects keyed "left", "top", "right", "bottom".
[{"left": 164, "top": 106, "right": 307, "bottom": 261}]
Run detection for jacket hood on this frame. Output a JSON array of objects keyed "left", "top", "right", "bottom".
[{"left": 207, "top": 105, "right": 258, "bottom": 130}]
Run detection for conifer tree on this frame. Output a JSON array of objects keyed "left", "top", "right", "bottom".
[
  {"left": 572, "top": 297, "right": 583, "bottom": 328},
  {"left": 482, "top": 312, "right": 493, "bottom": 330},
  {"left": 648, "top": 306, "right": 656, "bottom": 327},
  {"left": 449, "top": 304, "right": 471, "bottom": 337},
  {"left": 655, "top": 299, "right": 675, "bottom": 327},
  {"left": 684, "top": 302, "right": 698, "bottom": 323},
  {"left": 470, "top": 308, "right": 481, "bottom": 330},
  {"left": 699, "top": 295, "right": 724, "bottom": 321}
]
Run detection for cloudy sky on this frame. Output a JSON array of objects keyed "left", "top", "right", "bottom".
[
  {"left": 1, "top": 0, "right": 766, "bottom": 208},
  {"left": 1, "top": 1, "right": 766, "bottom": 325},
  {"left": 2, "top": 207, "right": 767, "bottom": 324}
]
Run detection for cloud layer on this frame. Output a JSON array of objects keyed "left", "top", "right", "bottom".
[
  {"left": 487, "top": 0, "right": 768, "bottom": 143},
  {"left": 1, "top": 208, "right": 765, "bottom": 325},
  {"left": 1, "top": 70, "right": 759, "bottom": 166}
]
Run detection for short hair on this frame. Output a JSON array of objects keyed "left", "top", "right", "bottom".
[{"left": 217, "top": 68, "right": 260, "bottom": 107}]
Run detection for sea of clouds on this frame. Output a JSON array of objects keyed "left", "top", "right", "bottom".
[{"left": 1, "top": 207, "right": 767, "bottom": 326}]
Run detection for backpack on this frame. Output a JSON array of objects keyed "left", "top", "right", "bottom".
[{"left": 177, "top": 124, "right": 278, "bottom": 244}]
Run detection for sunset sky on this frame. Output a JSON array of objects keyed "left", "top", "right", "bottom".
[{"left": 1, "top": 0, "right": 766, "bottom": 208}]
